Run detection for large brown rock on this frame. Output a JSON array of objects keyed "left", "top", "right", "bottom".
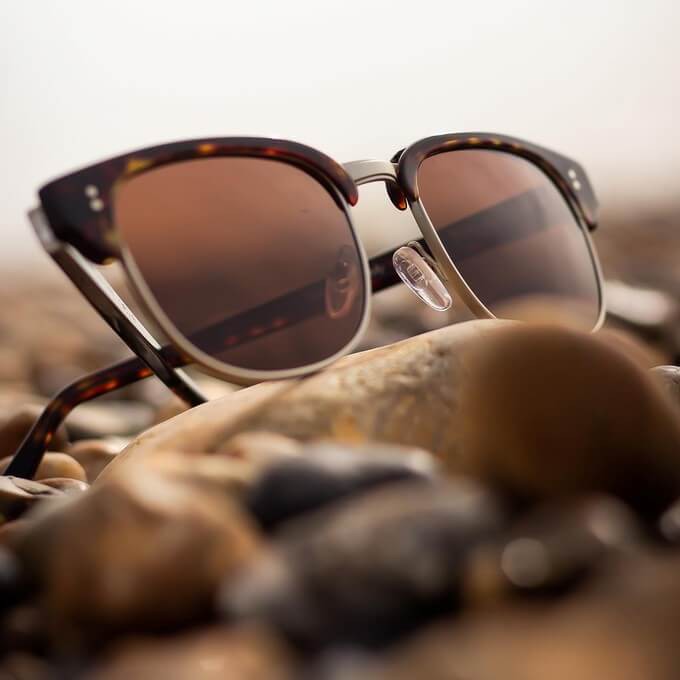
[
  {"left": 455, "top": 325, "right": 680, "bottom": 516},
  {"left": 107, "top": 321, "right": 508, "bottom": 476},
  {"left": 110, "top": 322, "right": 680, "bottom": 520},
  {"left": 14, "top": 470, "right": 262, "bottom": 648}
]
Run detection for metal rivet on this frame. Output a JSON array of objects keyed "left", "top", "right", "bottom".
[
  {"left": 568, "top": 169, "right": 578, "bottom": 179},
  {"left": 90, "top": 198, "right": 104, "bottom": 211},
  {"left": 84, "top": 184, "right": 99, "bottom": 198},
  {"left": 572, "top": 180, "right": 582, "bottom": 191}
]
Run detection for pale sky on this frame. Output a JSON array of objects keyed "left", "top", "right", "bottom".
[{"left": 2, "top": 0, "right": 679, "bottom": 263}]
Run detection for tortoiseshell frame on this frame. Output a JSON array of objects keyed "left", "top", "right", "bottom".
[{"left": 5, "top": 133, "right": 602, "bottom": 479}]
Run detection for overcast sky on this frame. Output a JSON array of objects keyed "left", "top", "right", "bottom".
[{"left": 2, "top": 1, "right": 679, "bottom": 262}]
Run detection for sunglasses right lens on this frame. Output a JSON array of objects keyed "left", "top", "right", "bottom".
[
  {"left": 417, "top": 149, "right": 601, "bottom": 329},
  {"left": 114, "top": 156, "right": 366, "bottom": 374}
]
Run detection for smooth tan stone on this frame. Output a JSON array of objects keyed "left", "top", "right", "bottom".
[
  {"left": 109, "top": 321, "right": 680, "bottom": 520},
  {"left": 15, "top": 471, "right": 261, "bottom": 646},
  {"left": 38, "top": 477, "right": 89, "bottom": 494},
  {"left": 0, "top": 452, "right": 86, "bottom": 483},
  {"left": 67, "top": 439, "right": 122, "bottom": 482},
  {"left": 0, "top": 405, "right": 69, "bottom": 460},
  {"left": 107, "top": 320, "right": 508, "bottom": 477},
  {"left": 455, "top": 325, "right": 680, "bottom": 516}
]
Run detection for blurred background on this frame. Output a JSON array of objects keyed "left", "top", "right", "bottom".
[
  {"left": 2, "top": 1, "right": 679, "bottom": 256},
  {"left": 1, "top": 0, "right": 680, "bottom": 400}
]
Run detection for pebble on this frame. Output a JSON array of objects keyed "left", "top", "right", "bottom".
[
  {"left": 465, "top": 495, "right": 641, "bottom": 603},
  {"left": 324, "top": 554, "right": 680, "bottom": 680},
  {"left": 455, "top": 325, "right": 680, "bottom": 517},
  {"left": 0, "top": 452, "right": 87, "bottom": 483},
  {"left": 38, "top": 477, "right": 89, "bottom": 494},
  {"left": 14, "top": 470, "right": 262, "bottom": 648},
  {"left": 246, "top": 442, "right": 437, "bottom": 531},
  {"left": 222, "top": 479, "right": 506, "bottom": 648},
  {"left": 0, "top": 405, "right": 69, "bottom": 460},
  {"left": 84, "top": 625, "right": 294, "bottom": 680},
  {"left": 5, "top": 278, "right": 680, "bottom": 675},
  {"left": 67, "top": 439, "right": 122, "bottom": 483},
  {"left": 0, "top": 476, "right": 64, "bottom": 521}
]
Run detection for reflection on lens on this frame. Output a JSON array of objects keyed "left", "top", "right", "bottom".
[
  {"left": 114, "top": 157, "right": 366, "bottom": 372},
  {"left": 417, "top": 150, "right": 600, "bottom": 329}
]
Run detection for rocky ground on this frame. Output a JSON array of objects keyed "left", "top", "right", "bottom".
[{"left": 1, "top": 205, "right": 680, "bottom": 679}]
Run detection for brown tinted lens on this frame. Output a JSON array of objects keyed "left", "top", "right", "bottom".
[
  {"left": 114, "top": 157, "right": 365, "bottom": 373},
  {"left": 417, "top": 150, "right": 601, "bottom": 328}
]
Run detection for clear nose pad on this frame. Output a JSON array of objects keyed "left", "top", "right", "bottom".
[{"left": 392, "top": 246, "right": 452, "bottom": 311}]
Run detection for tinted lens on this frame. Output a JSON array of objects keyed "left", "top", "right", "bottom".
[
  {"left": 417, "top": 150, "right": 601, "bottom": 328},
  {"left": 114, "top": 157, "right": 366, "bottom": 373}
]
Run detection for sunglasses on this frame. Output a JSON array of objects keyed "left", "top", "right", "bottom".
[{"left": 5, "top": 133, "right": 604, "bottom": 479}]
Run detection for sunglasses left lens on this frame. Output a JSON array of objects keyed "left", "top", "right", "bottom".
[{"left": 114, "top": 156, "right": 366, "bottom": 374}]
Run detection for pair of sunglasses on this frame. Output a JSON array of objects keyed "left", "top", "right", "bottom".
[{"left": 5, "top": 132, "right": 604, "bottom": 479}]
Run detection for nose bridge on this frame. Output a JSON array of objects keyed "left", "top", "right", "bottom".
[
  {"left": 343, "top": 159, "right": 398, "bottom": 185},
  {"left": 342, "top": 160, "right": 407, "bottom": 210}
]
